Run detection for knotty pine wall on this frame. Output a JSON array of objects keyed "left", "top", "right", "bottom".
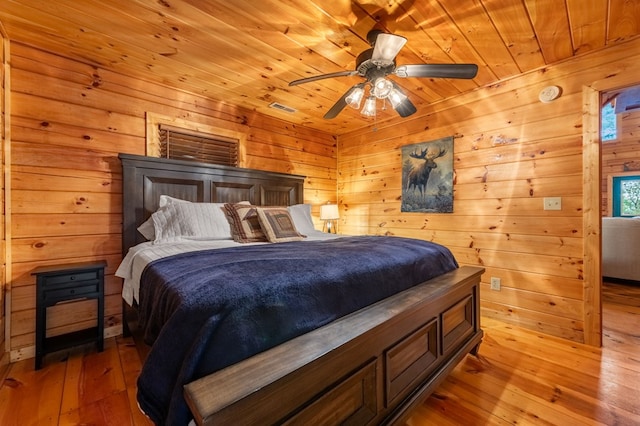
[
  {"left": 601, "top": 108, "right": 640, "bottom": 216},
  {"left": 7, "top": 42, "right": 337, "bottom": 359},
  {"left": 337, "top": 36, "right": 640, "bottom": 344}
]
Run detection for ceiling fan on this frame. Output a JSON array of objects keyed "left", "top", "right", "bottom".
[{"left": 289, "top": 30, "right": 478, "bottom": 119}]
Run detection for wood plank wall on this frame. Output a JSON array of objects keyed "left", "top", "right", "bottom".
[
  {"left": 7, "top": 43, "right": 337, "bottom": 359},
  {"left": 601, "top": 107, "right": 640, "bottom": 215},
  {"left": 337, "top": 36, "right": 640, "bottom": 344}
]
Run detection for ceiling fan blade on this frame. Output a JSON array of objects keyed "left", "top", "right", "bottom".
[
  {"left": 389, "top": 82, "right": 417, "bottom": 118},
  {"left": 371, "top": 33, "right": 407, "bottom": 66},
  {"left": 394, "top": 64, "right": 478, "bottom": 79},
  {"left": 395, "top": 98, "right": 417, "bottom": 117},
  {"left": 289, "top": 70, "right": 358, "bottom": 86},
  {"left": 323, "top": 83, "right": 364, "bottom": 119}
]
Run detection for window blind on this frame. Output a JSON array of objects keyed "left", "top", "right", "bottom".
[{"left": 158, "top": 125, "right": 239, "bottom": 166}]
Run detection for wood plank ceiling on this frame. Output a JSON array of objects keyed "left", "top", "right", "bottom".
[{"left": 1, "top": 0, "right": 639, "bottom": 135}]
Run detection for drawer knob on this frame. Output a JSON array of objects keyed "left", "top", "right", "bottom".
[{"left": 70, "top": 276, "right": 75, "bottom": 280}]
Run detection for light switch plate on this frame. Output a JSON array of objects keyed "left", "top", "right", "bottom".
[{"left": 490, "top": 277, "right": 501, "bottom": 291}]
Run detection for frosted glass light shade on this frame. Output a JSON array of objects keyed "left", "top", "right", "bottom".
[
  {"left": 373, "top": 78, "right": 393, "bottom": 99},
  {"left": 345, "top": 87, "right": 365, "bottom": 109},
  {"left": 371, "top": 33, "right": 407, "bottom": 66},
  {"left": 361, "top": 96, "right": 377, "bottom": 117},
  {"left": 388, "top": 88, "right": 407, "bottom": 109}
]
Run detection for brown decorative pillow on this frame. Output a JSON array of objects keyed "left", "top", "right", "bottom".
[
  {"left": 223, "top": 203, "right": 268, "bottom": 243},
  {"left": 256, "top": 207, "right": 305, "bottom": 243}
]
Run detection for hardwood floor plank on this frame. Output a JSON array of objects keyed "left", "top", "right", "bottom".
[
  {"left": 413, "top": 340, "right": 639, "bottom": 425},
  {"left": 404, "top": 400, "right": 464, "bottom": 426},
  {"left": 602, "top": 302, "right": 640, "bottom": 357},
  {"left": 482, "top": 323, "right": 640, "bottom": 401},
  {"left": 420, "top": 383, "right": 511, "bottom": 425},
  {"left": 0, "top": 355, "right": 65, "bottom": 425},
  {"left": 429, "top": 375, "right": 525, "bottom": 425},
  {"left": 442, "top": 352, "right": 606, "bottom": 425},
  {"left": 603, "top": 282, "right": 640, "bottom": 307},
  {"left": 115, "top": 335, "right": 153, "bottom": 426},
  {"left": 58, "top": 390, "right": 133, "bottom": 425},
  {"left": 60, "top": 338, "right": 127, "bottom": 415},
  {"left": 483, "top": 350, "right": 635, "bottom": 424}
]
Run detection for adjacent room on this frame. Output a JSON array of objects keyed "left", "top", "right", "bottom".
[{"left": 0, "top": 1, "right": 638, "bottom": 425}]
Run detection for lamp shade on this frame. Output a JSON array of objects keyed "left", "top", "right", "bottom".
[{"left": 320, "top": 204, "right": 339, "bottom": 220}]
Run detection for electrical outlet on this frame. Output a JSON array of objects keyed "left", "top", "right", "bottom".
[
  {"left": 490, "top": 277, "right": 501, "bottom": 291},
  {"left": 543, "top": 197, "right": 562, "bottom": 210}
]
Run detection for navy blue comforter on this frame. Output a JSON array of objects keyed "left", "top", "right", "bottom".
[{"left": 136, "top": 236, "right": 458, "bottom": 425}]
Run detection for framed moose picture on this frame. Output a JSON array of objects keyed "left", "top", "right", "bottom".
[{"left": 401, "top": 136, "right": 454, "bottom": 213}]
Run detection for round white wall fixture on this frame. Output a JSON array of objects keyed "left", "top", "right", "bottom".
[{"left": 539, "top": 85, "right": 561, "bottom": 103}]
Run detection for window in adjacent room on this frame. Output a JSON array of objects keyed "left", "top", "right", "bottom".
[
  {"left": 601, "top": 99, "right": 617, "bottom": 142},
  {"left": 602, "top": 85, "right": 640, "bottom": 143},
  {"left": 611, "top": 174, "right": 640, "bottom": 217}
]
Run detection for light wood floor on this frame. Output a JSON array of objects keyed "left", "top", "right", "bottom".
[{"left": 0, "top": 281, "right": 638, "bottom": 425}]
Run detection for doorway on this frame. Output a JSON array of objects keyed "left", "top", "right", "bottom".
[{"left": 583, "top": 78, "right": 640, "bottom": 347}]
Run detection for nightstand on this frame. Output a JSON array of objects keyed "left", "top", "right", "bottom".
[{"left": 32, "top": 260, "right": 106, "bottom": 370}]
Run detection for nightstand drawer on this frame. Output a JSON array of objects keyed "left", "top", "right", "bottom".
[
  {"left": 45, "top": 270, "right": 100, "bottom": 285},
  {"left": 44, "top": 280, "right": 100, "bottom": 301},
  {"left": 33, "top": 260, "right": 107, "bottom": 370}
]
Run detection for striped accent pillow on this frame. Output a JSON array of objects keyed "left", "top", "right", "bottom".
[
  {"left": 223, "top": 203, "right": 268, "bottom": 243},
  {"left": 256, "top": 207, "right": 305, "bottom": 243}
]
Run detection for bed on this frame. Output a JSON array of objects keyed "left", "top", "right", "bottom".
[{"left": 117, "top": 153, "right": 484, "bottom": 426}]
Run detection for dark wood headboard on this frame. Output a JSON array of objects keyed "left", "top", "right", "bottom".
[{"left": 119, "top": 154, "right": 305, "bottom": 254}]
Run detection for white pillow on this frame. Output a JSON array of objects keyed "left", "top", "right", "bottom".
[
  {"left": 159, "top": 195, "right": 190, "bottom": 208},
  {"left": 152, "top": 204, "right": 194, "bottom": 242},
  {"left": 152, "top": 201, "right": 232, "bottom": 243},
  {"left": 137, "top": 218, "right": 156, "bottom": 240},
  {"left": 287, "top": 204, "right": 316, "bottom": 234},
  {"left": 137, "top": 195, "right": 191, "bottom": 240}
]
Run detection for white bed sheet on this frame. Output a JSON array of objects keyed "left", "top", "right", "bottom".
[{"left": 116, "top": 231, "right": 342, "bottom": 306}]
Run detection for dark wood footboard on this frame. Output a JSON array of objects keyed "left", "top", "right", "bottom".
[{"left": 184, "top": 265, "right": 484, "bottom": 425}]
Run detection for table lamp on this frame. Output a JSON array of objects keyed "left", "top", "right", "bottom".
[{"left": 320, "top": 204, "right": 339, "bottom": 233}]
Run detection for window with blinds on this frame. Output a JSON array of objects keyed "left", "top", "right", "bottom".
[{"left": 158, "top": 125, "right": 239, "bottom": 166}]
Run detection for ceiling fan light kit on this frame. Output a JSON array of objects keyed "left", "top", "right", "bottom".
[
  {"left": 361, "top": 96, "right": 377, "bottom": 117},
  {"left": 345, "top": 86, "right": 365, "bottom": 109},
  {"left": 388, "top": 89, "right": 407, "bottom": 109},
  {"left": 373, "top": 77, "right": 394, "bottom": 98},
  {"left": 289, "top": 30, "right": 478, "bottom": 120}
]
